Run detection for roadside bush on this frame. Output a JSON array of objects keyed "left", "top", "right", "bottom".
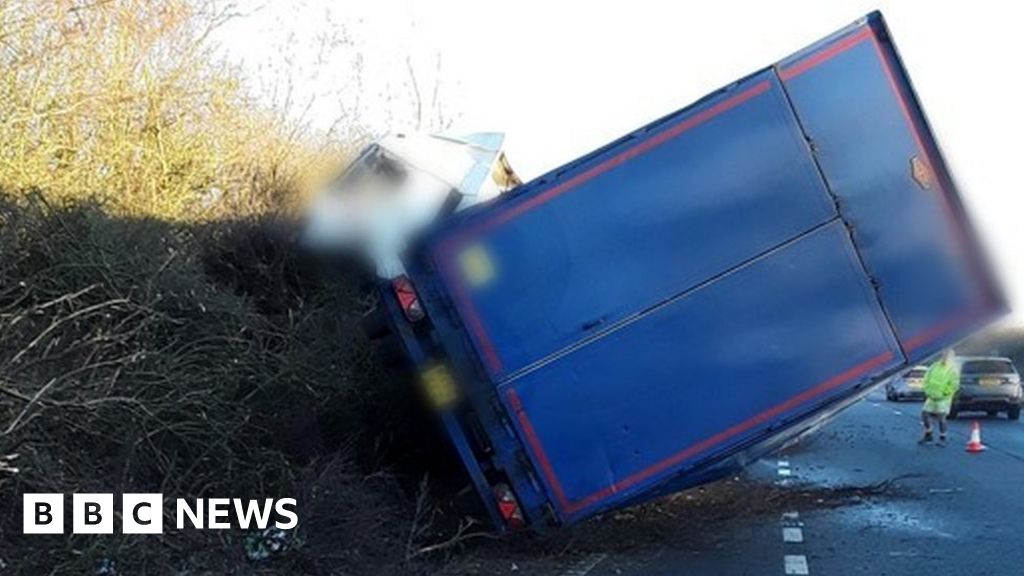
[
  {"left": 0, "top": 2, "right": 466, "bottom": 572},
  {"left": 0, "top": 0, "right": 336, "bottom": 219},
  {"left": 0, "top": 194, "right": 442, "bottom": 574}
]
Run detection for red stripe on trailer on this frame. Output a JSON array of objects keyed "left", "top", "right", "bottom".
[
  {"left": 467, "top": 81, "right": 772, "bottom": 236},
  {"left": 442, "top": 260, "right": 504, "bottom": 375},
  {"left": 505, "top": 388, "right": 571, "bottom": 512},
  {"left": 903, "top": 309, "right": 974, "bottom": 352},
  {"left": 778, "top": 27, "right": 872, "bottom": 79},
  {"left": 866, "top": 33, "right": 987, "bottom": 351}
]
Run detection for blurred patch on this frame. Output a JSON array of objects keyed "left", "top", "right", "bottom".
[{"left": 459, "top": 244, "right": 496, "bottom": 288}]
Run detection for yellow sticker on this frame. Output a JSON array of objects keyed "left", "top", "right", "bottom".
[
  {"left": 421, "top": 364, "right": 458, "bottom": 409},
  {"left": 459, "top": 244, "right": 496, "bottom": 287}
]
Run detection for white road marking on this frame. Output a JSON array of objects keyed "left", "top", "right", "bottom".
[
  {"left": 560, "top": 553, "right": 608, "bottom": 576},
  {"left": 781, "top": 512, "right": 803, "bottom": 525},
  {"left": 892, "top": 409, "right": 903, "bottom": 415},
  {"left": 784, "top": 554, "right": 810, "bottom": 575},
  {"left": 782, "top": 527, "right": 804, "bottom": 543},
  {"left": 777, "top": 459, "right": 790, "bottom": 468},
  {"left": 778, "top": 472, "right": 808, "bottom": 572}
]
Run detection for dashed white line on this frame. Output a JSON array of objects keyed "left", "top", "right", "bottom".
[
  {"left": 892, "top": 409, "right": 903, "bottom": 415},
  {"left": 784, "top": 554, "right": 810, "bottom": 575},
  {"left": 779, "top": 468, "right": 808, "bottom": 573}
]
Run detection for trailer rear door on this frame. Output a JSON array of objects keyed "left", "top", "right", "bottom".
[{"left": 778, "top": 13, "right": 1003, "bottom": 362}]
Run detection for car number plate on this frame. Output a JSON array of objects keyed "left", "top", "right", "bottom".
[{"left": 980, "top": 377, "right": 1002, "bottom": 387}]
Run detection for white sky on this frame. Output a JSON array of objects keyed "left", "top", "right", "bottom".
[{"left": 219, "top": 1, "right": 1023, "bottom": 321}]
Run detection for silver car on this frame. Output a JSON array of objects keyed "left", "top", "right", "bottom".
[
  {"left": 950, "top": 356, "right": 1022, "bottom": 420},
  {"left": 885, "top": 366, "right": 927, "bottom": 401}
]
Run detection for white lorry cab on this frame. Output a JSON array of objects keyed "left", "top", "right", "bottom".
[{"left": 303, "top": 132, "right": 520, "bottom": 279}]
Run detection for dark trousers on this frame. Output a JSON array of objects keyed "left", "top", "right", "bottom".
[{"left": 921, "top": 411, "right": 948, "bottom": 436}]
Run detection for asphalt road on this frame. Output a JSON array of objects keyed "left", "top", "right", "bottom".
[{"left": 574, "top": 389, "right": 1024, "bottom": 576}]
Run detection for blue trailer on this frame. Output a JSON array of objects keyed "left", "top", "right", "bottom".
[{"left": 374, "top": 12, "right": 1005, "bottom": 530}]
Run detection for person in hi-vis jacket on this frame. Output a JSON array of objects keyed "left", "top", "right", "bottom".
[{"left": 919, "top": 349, "right": 960, "bottom": 445}]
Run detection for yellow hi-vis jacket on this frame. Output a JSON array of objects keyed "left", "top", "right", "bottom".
[{"left": 923, "top": 360, "right": 960, "bottom": 401}]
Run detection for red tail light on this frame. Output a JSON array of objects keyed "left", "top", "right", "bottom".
[
  {"left": 392, "top": 275, "right": 424, "bottom": 322},
  {"left": 493, "top": 484, "right": 524, "bottom": 529}
]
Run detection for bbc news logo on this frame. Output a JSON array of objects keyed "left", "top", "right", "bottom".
[{"left": 23, "top": 494, "right": 297, "bottom": 534}]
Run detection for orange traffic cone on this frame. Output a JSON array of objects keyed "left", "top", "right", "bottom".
[{"left": 965, "top": 421, "right": 987, "bottom": 453}]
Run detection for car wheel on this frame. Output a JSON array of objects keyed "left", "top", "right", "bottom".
[
  {"left": 886, "top": 389, "right": 895, "bottom": 401},
  {"left": 987, "top": 410, "right": 999, "bottom": 417},
  {"left": 948, "top": 409, "right": 958, "bottom": 420},
  {"left": 1008, "top": 406, "right": 1021, "bottom": 421}
]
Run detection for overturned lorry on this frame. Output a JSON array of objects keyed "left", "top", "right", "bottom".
[{"left": 306, "top": 12, "right": 1005, "bottom": 530}]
